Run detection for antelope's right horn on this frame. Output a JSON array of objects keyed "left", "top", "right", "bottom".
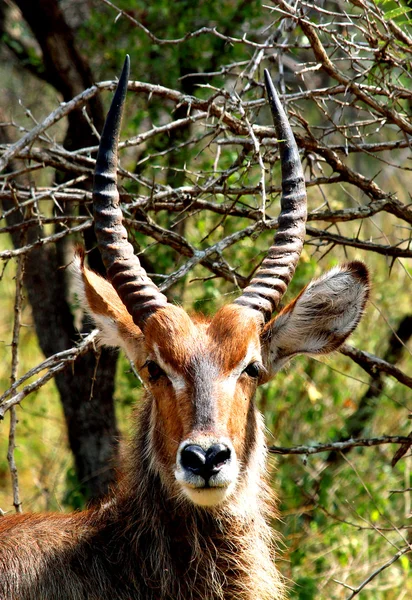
[
  {"left": 234, "top": 70, "right": 307, "bottom": 323},
  {"left": 93, "top": 55, "right": 168, "bottom": 329}
]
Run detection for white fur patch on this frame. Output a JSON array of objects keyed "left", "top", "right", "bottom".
[
  {"left": 267, "top": 263, "right": 369, "bottom": 373},
  {"left": 182, "top": 485, "right": 234, "bottom": 507},
  {"left": 71, "top": 254, "right": 87, "bottom": 307},
  {"left": 152, "top": 344, "right": 187, "bottom": 394}
]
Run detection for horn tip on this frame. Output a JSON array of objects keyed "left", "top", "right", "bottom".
[
  {"left": 263, "top": 69, "right": 280, "bottom": 109},
  {"left": 121, "top": 54, "right": 130, "bottom": 81},
  {"left": 263, "top": 68, "right": 272, "bottom": 89}
]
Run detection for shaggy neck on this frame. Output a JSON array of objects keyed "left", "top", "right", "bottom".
[{"left": 99, "top": 398, "right": 283, "bottom": 600}]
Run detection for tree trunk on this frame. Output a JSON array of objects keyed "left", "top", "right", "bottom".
[{"left": 1, "top": 0, "right": 120, "bottom": 502}]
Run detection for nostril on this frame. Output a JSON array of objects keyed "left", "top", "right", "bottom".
[
  {"left": 206, "top": 444, "right": 231, "bottom": 472},
  {"left": 180, "top": 445, "right": 206, "bottom": 474},
  {"left": 180, "top": 443, "right": 232, "bottom": 482}
]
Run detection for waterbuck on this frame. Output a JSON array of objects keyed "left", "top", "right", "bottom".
[{"left": 0, "top": 56, "right": 369, "bottom": 599}]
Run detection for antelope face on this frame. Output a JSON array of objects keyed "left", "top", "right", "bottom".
[
  {"left": 142, "top": 304, "right": 263, "bottom": 507},
  {"left": 77, "top": 256, "right": 369, "bottom": 510}
]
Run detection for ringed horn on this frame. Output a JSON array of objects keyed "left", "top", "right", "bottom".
[
  {"left": 93, "top": 55, "right": 168, "bottom": 329},
  {"left": 92, "top": 57, "right": 307, "bottom": 329},
  {"left": 233, "top": 70, "right": 307, "bottom": 322}
]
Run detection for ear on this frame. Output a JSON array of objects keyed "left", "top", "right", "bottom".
[
  {"left": 262, "top": 261, "right": 369, "bottom": 375},
  {"left": 72, "top": 252, "right": 146, "bottom": 364}
]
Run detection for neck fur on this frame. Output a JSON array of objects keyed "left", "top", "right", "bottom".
[{"left": 102, "top": 401, "right": 285, "bottom": 600}]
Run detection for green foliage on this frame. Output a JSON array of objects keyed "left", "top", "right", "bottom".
[
  {"left": 291, "top": 577, "right": 317, "bottom": 600},
  {"left": 1, "top": 1, "right": 412, "bottom": 598},
  {"left": 62, "top": 467, "right": 88, "bottom": 512}
]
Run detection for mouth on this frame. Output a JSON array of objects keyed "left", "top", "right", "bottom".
[{"left": 180, "top": 484, "right": 233, "bottom": 507}]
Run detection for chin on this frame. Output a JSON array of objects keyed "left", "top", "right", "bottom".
[{"left": 182, "top": 485, "right": 233, "bottom": 508}]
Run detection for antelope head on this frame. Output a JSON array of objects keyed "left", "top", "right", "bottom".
[{"left": 75, "top": 57, "right": 369, "bottom": 508}]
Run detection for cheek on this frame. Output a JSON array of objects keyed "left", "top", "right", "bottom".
[
  {"left": 224, "top": 380, "right": 255, "bottom": 458},
  {"left": 150, "top": 384, "right": 192, "bottom": 469}
]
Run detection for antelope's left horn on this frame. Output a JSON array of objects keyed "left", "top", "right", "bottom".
[
  {"left": 234, "top": 70, "right": 307, "bottom": 322},
  {"left": 93, "top": 55, "right": 168, "bottom": 329}
]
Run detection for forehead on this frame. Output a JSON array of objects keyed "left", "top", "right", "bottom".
[{"left": 144, "top": 304, "right": 261, "bottom": 371}]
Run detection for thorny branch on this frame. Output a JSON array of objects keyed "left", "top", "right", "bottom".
[
  {"left": 340, "top": 344, "right": 412, "bottom": 390},
  {"left": 268, "top": 435, "right": 412, "bottom": 456},
  {"left": 0, "top": 0, "right": 411, "bottom": 595},
  {"left": 7, "top": 249, "right": 25, "bottom": 514},
  {"left": 338, "top": 545, "right": 412, "bottom": 599},
  {"left": 0, "top": 331, "right": 99, "bottom": 419},
  {"left": 0, "top": 0, "right": 409, "bottom": 403},
  {"left": 0, "top": 10, "right": 409, "bottom": 375}
]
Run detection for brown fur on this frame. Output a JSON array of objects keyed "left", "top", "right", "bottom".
[
  {"left": 0, "top": 398, "right": 283, "bottom": 600},
  {"left": 145, "top": 305, "right": 201, "bottom": 370},
  {"left": 209, "top": 305, "right": 261, "bottom": 372},
  {"left": 0, "top": 258, "right": 370, "bottom": 599}
]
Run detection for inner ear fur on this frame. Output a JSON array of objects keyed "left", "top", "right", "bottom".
[
  {"left": 261, "top": 261, "right": 369, "bottom": 375},
  {"left": 72, "top": 252, "right": 145, "bottom": 363}
]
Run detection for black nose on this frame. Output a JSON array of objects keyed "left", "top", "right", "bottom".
[{"left": 180, "top": 443, "right": 231, "bottom": 482}]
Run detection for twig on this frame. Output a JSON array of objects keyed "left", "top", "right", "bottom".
[
  {"left": 390, "top": 487, "right": 412, "bottom": 495},
  {"left": 7, "top": 250, "right": 26, "bottom": 514},
  {"left": 339, "top": 545, "right": 412, "bottom": 599},
  {"left": 0, "top": 85, "right": 100, "bottom": 173},
  {"left": 158, "top": 218, "right": 268, "bottom": 291},
  {"left": 340, "top": 344, "right": 412, "bottom": 390},
  {"left": 268, "top": 435, "right": 412, "bottom": 456},
  {"left": 0, "top": 330, "right": 99, "bottom": 419},
  {"left": 98, "top": 0, "right": 280, "bottom": 49},
  {"left": 0, "top": 221, "right": 92, "bottom": 261},
  {"left": 274, "top": 0, "right": 412, "bottom": 135}
]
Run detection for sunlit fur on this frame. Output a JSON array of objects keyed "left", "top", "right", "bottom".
[
  {"left": 0, "top": 256, "right": 369, "bottom": 600},
  {"left": 264, "top": 261, "right": 370, "bottom": 374}
]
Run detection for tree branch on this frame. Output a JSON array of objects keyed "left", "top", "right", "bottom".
[
  {"left": 269, "top": 436, "right": 412, "bottom": 456},
  {"left": 340, "top": 344, "right": 412, "bottom": 390},
  {"left": 0, "top": 330, "right": 99, "bottom": 419}
]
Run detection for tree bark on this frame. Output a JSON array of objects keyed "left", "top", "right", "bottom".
[{"left": 1, "top": 0, "right": 120, "bottom": 502}]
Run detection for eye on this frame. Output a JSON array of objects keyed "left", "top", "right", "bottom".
[
  {"left": 146, "top": 360, "right": 165, "bottom": 382},
  {"left": 243, "top": 362, "right": 261, "bottom": 379}
]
